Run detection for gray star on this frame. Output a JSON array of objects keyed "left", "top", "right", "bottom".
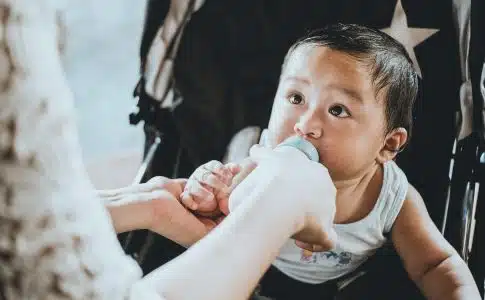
[{"left": 381, "top": 0, "right": 439, "bottom": 77}]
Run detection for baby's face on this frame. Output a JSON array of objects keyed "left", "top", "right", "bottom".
[{"left": 267, "top": 46, "right": 388, "bottom": 181}]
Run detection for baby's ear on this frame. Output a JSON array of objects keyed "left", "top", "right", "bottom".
[{"left": 377, "top": 127, "right": 408, "bottom": 163}]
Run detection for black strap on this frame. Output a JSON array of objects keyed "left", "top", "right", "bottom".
[{"left": 130, "top": 0, "right": 197, "bottom": 130}]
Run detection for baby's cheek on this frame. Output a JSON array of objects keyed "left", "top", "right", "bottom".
[{"left": 321, "top": 149, "right": 361, "bottom": 180}]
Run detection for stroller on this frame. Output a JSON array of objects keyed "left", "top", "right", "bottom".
[{"left": 121, "top": 0, "right": 485, "bottom": 298}]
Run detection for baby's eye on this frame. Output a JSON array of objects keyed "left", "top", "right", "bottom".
[
  {"left": 329, "top": 104, "right": 351, "bottom": 118},
  {"left": 288, "top": 93, "right": 304, "bottom": 105}
]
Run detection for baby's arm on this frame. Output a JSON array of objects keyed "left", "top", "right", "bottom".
[{"left": 391, "top": 185, "right": 480, "bottom": 300}]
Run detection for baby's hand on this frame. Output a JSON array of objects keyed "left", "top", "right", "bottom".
[{"left": 181, "top": 160, "right": 240, "bottom": 216}]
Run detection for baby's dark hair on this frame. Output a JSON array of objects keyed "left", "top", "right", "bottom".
[{"left": 282, "top": 23, "right": 419, "bottom": 141}]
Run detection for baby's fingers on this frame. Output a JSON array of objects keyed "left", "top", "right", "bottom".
[
  {"left": 203, "top": 160, "right": 235, "bottom": 186},
  {"left": 224, "top": 162, "right": 242, "bottom": 177},
  {"left": 181, "top": 181, "right": 217, "bottom": 212},
  {"left": 218, "top": 196, "right": 230, "bottom": 216},
  {"left": 193, "top": 164, "right": 228, "bottom": 191}
]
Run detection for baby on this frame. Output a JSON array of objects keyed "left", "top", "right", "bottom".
[{"left": 179, "top": 24, "right": 479, "bottom": 299}]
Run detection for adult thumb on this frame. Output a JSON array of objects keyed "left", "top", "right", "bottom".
[
  {"left": 295, "top": 227, "right": 338, "bottom": 252},
  {"left": 315, "top": 226, "right": 338, "bottom": 251}
]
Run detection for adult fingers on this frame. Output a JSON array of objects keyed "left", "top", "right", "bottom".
[
  {"left": 150, "top": 199, "right": 211, "bottom": 247},
  {"left": 294, "top": 227, "right": 337, "bottom": 252}
]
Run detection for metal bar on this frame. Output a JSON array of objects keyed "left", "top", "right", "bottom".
[
  {"left": 123, "top": 134, "right": 162, "bottom": 251},
  {"left": 133, "top": 135, "right": 162, "bottom": 185},
  {"left": 442, "top": 139, "right": 457, "bottom": 234}
]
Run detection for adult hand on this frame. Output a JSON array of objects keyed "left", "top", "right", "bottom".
[
  {"left": 103, "top": 176, "right": 216, "bottom": 248},
  {"left": 229, "top": 144, "right": 338, "bottom": 251},
  {"left": 146, "top": 177, "right": 218, "bottom": 247},
  {"left": 180, "top": 160, "right": 240, "bottom": 216}
]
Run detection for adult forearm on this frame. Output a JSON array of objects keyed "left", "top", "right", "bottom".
[
  {"left": 100, "top": 185, "right": 169, "bottom": 234},
  {"left": 140, "top": 178, "right": 303, "bottom": 300},
  {"left": 106, "top": 201, "right": 153, "bottom": 233},
  {"left": 420, "top": 254, "right": 481, "bottom": 300}
]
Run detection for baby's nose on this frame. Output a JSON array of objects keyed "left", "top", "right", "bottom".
[{"left": 294, "top": 113, "right": 323, "bottom": 139}]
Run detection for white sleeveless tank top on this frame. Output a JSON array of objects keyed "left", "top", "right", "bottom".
[{"left": 272, "top": 160, "right": 408, "bottom": 284}]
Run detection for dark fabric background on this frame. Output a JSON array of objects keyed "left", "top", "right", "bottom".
[{"left": 169, "top": 0, "right": 460, "bottom": 227}]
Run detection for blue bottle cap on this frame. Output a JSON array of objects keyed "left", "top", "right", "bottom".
[{"left": 276, "top": 136, "right": 319, "bottom": 162}]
